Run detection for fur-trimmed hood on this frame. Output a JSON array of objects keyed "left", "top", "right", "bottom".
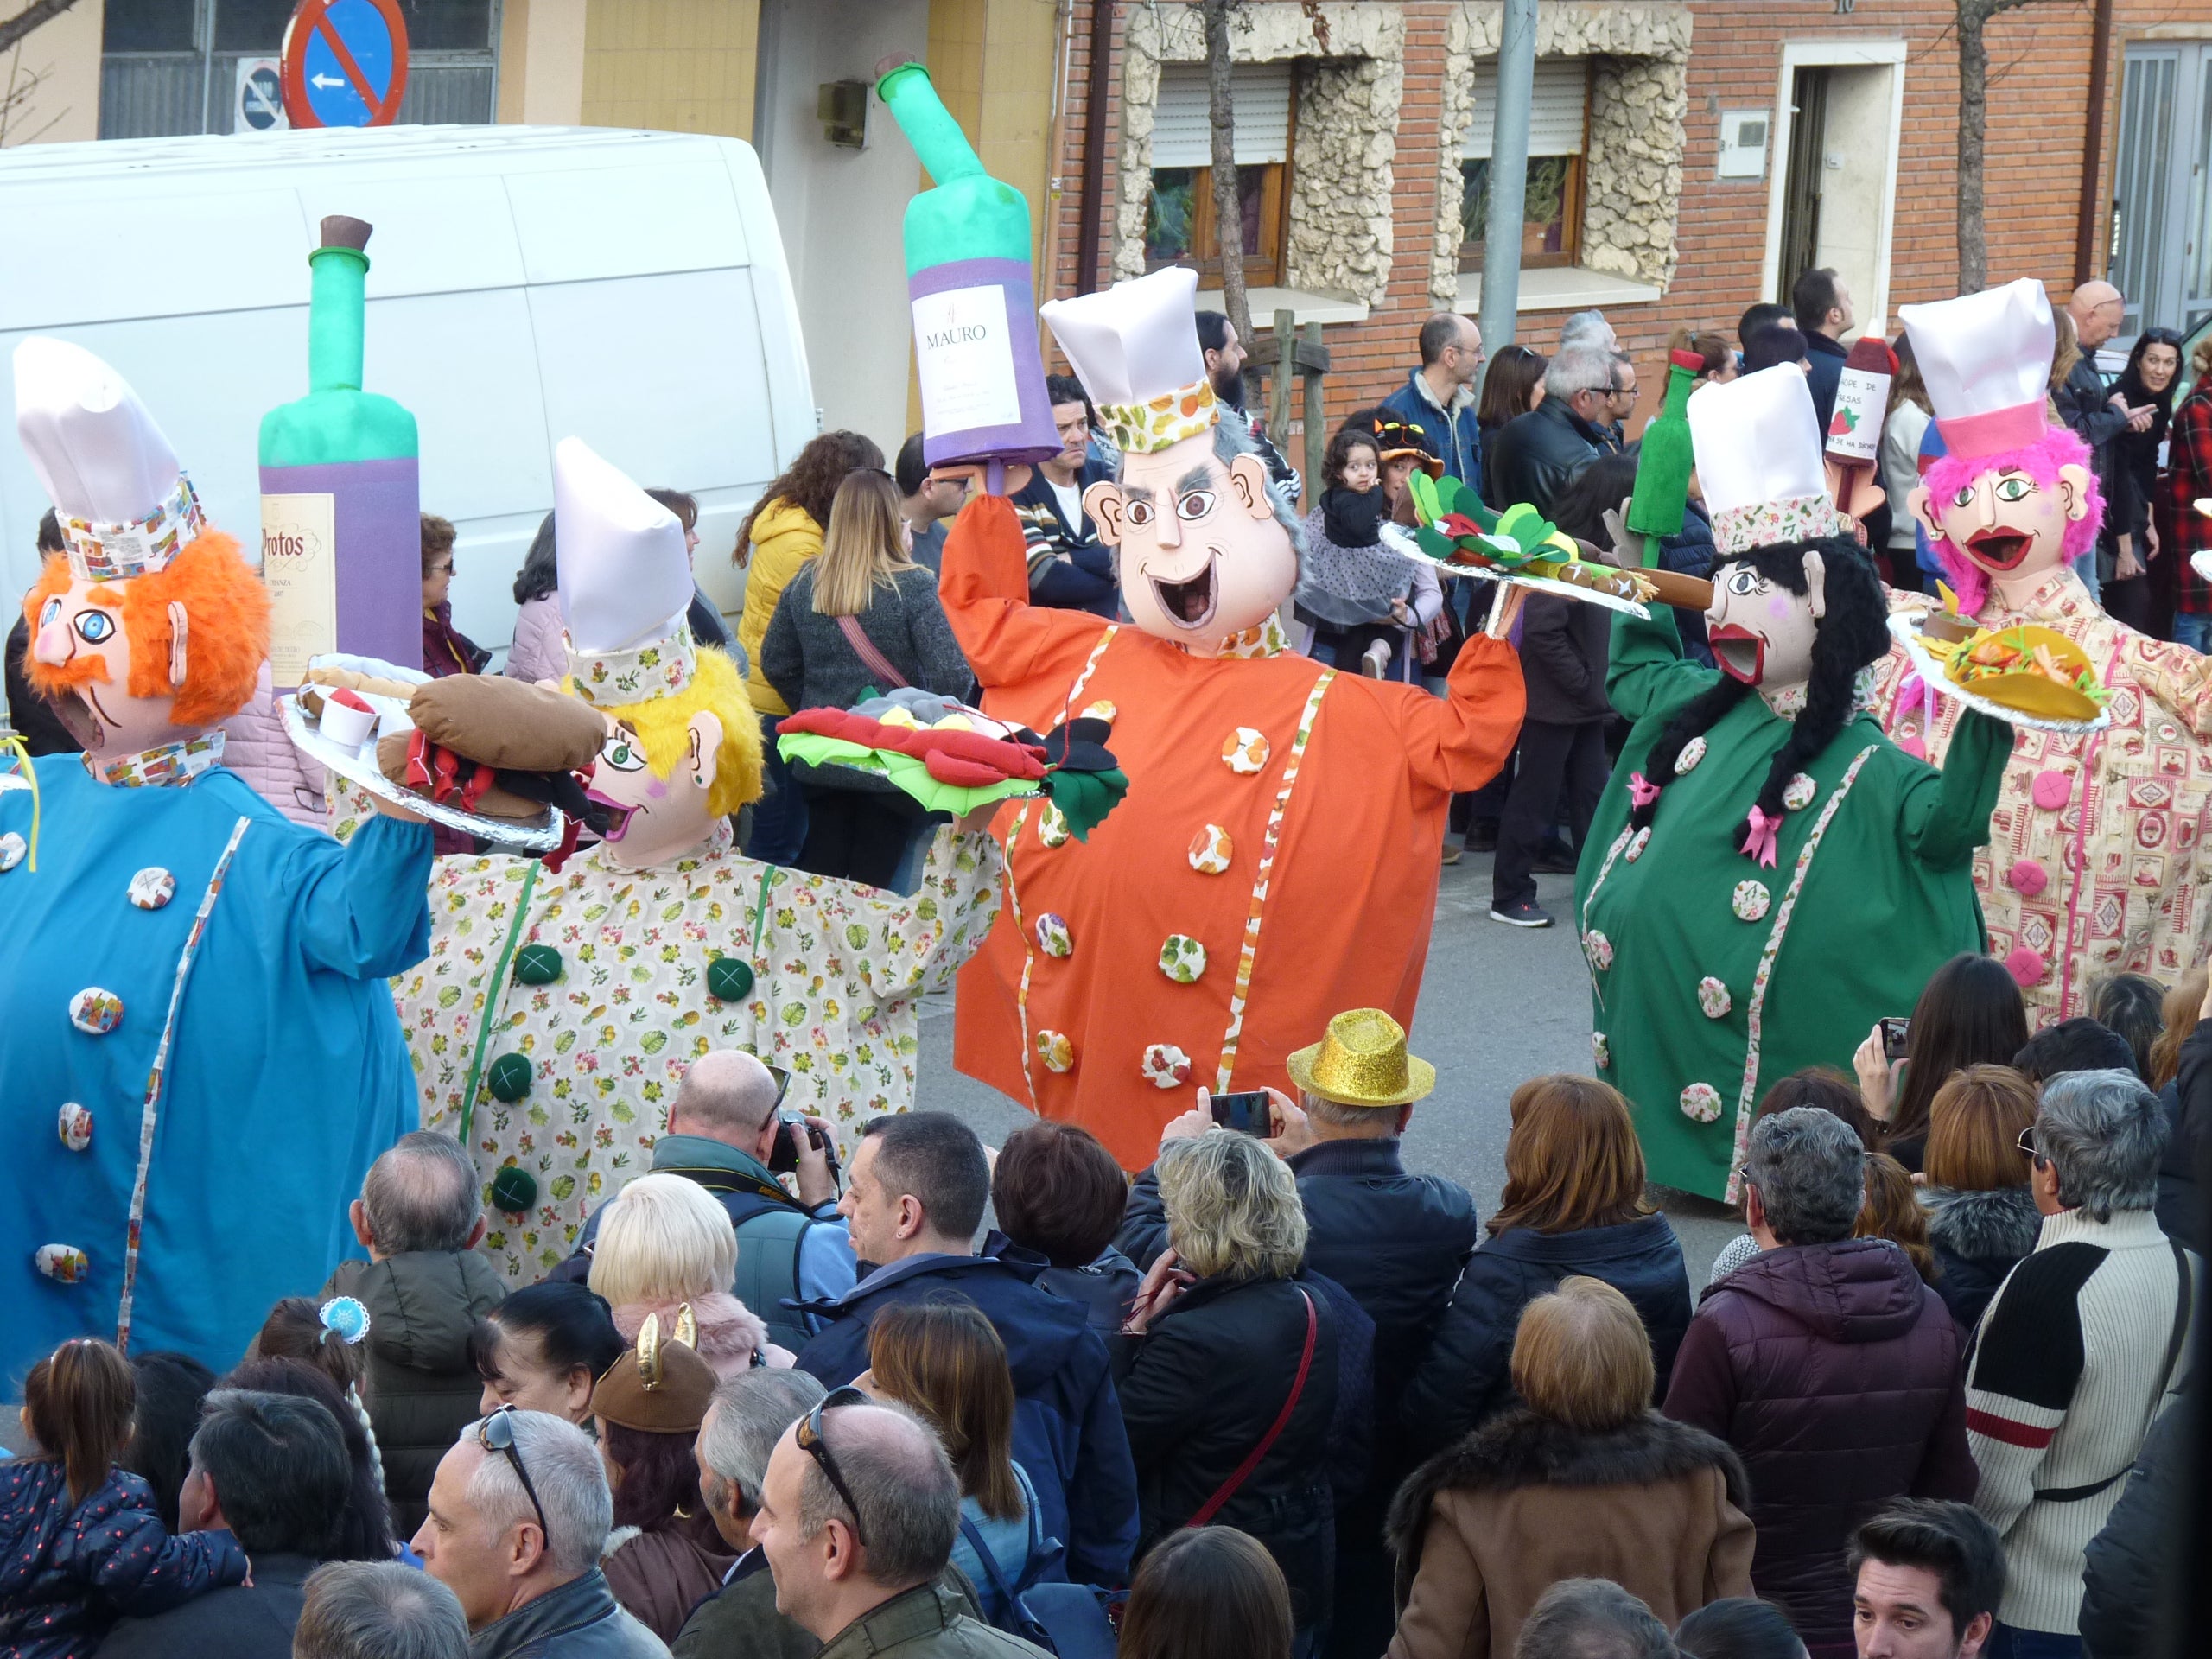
[
  {"left": 611, "top": 1291, "right": 793, "bottom": 1376},
  {"left": 1386, "top": 1408, "right": 1748, "bottom": 1558},
  {"left": 1927, "top": 1185, "right": 2042, "bottom": 1263}
]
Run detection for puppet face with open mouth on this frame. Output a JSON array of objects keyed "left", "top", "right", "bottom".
[
  {"left": 584, "top": 723, "right": 660, "bottom": 846},
  {"left": 1702, "top": 558, "right": 1824, "bottom": 695},
  {"left": 1936, "top": 468, "right": 2078, "bottom": 583},
  {"left": 1146, "top": 552, "right": 1220, "bottom": 631},
  {"left": 1708, "top": 625, "right": 1766, "bottom": 685}
]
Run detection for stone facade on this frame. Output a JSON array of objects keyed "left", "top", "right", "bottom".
[
  {"left": 1428, "top": 2, "right": 1693, "bottom": 303},
  {"left": 1116, "top": 3, "right": 1404, "bottom": 302}
]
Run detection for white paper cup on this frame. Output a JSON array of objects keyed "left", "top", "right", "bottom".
[{"left": 320, "top": 699, "right": 378, "bottom": 750}]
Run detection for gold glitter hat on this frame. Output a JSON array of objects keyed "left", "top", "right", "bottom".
[{"left": 1285, "top": 1008, "right": 1435, "bottom": 1108}]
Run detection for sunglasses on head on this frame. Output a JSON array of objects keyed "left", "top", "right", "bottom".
[
  {"left": 795, "top": 1385, "right": 872, "bottom": 1544},
  {"left": 478, "top": 1406, "right": 550, "bottom": 1542}
]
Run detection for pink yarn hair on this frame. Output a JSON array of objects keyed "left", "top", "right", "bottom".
[{"left": 1920, "top": 425, "right": 2103, "bottom": 614}]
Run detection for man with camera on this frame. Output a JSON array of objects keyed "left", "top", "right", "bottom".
[{"left": 549, "top": 1049, "right": 855, "bottom": 1349}]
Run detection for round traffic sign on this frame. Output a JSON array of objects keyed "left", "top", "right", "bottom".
[
  {"left": 281, "top": 0, "right": 410, "bottom": 130},
  {"left": 240, "top": 63, "right": 284, "bottom": 130}
]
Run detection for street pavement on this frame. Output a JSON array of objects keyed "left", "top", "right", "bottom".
[{"left": 918, "top": 845, "right": 1744, "bottom": 1285}]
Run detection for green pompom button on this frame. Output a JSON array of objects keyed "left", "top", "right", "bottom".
[
  {"left": 490, "top": 1165, "right": 538, "bottom": 1215},
  {"left": 486, "top": 1052, "right": 534, "bottom": 1102},
  {"left": 513, "top": 944, "right": 564, "bottom": 986},
  {"left": 708, "top": 957, "right": 755, "bottom": 1003}
]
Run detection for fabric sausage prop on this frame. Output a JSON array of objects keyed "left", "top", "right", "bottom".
[{"left": 375, "top": 676, "right": 607, "bottom": 829}]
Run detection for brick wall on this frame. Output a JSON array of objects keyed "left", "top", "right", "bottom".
[{"left": 1040, "top": 0, "right": 2211, "bottom": 464}]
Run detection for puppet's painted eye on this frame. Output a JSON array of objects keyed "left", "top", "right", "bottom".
[
  {"left": 1725, "top": 567, "right": 1760, "bottom": 597},
  {"left": 38, "top": 597, "right": 61, "bottom": 629},
  {"left": 73, "top": 611, "right": 114, "bottom": 645},
  {"left": 1954, "top": 486, "right": 1978, "bottom": 509},
  {"left": 1175, "top": 490, "right": 1217, "bottom": 521},
  {"left": 1125, "top": 499, "right": 1155, "bottom": 526},
  {"left": 1995, "top": 475, "right": 2033, "bottom": 503},
  {"left": 601, "top": 734, "right": 645, "bottom": 772}
]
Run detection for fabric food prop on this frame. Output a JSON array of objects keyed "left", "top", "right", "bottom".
[
  {"left": 779, "top": 687, "right": 1128, "bottom": 837},
  {"left": 1888, "top": 582, "right": 2111, "bottom": 734},
  {"left": 1401, "top": 474, "right": 1675, "bottom": 614}
]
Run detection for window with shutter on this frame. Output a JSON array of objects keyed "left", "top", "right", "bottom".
[
  {"left": 1457, "top": 58, "right": 1590, "bottom": 272},
  {"left": 1145, "top": 63, "right": 1297, "bottom": 285}
]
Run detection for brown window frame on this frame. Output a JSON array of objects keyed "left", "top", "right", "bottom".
[
  {"left": 1147, "top": 162, "right": 1290, "bottom": 286},
  {"left": 1457, "top": 152, "right": 1586, "bottom": 273}
]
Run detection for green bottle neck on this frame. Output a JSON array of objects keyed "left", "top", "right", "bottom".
[{"left": 308, "top": 246, "right": 369, "bottom": 393}]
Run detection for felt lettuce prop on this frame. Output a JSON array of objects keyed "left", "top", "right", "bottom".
[{"left": 1406, "top": 474, "right": 1660, "bottom": 607}]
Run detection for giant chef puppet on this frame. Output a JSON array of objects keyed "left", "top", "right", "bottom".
[
  {"left": 1, "top": 339, "right": 430, "bottom": 1378},
  {"left": 1872, "top": 279, "right": 2212, "bottom": 1020},
  {"left": 939, "top": 267, "right": 1527, "bottom": 1166}
]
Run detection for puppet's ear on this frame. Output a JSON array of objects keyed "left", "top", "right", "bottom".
[
  {"left": 1802, "top": 548, "right": 1827, "bottom": 621},
  {"left": 168, "top": 601, "right": 188, "bottom": 687},
  {"left": 686, "top": 710, "right": 723, "bottom": 791},
  {"left": 1085, "top": 481, "right": 1128, "bottom": 547},
  {"left": 2057, "top": 464, "right": 2095, "bottom": 524}
]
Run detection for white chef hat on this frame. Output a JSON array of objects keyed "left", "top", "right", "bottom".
[
  {"left": 1688, "top": 365, "right": 1846, "bottom": 558},
  {"left": 1040, "top": 266, "right": 1217, "bottom": 456},
  {"left": 1897, "top": 278, "right": 2056, "bottom": 459},
  {"left": 552, "top": 436, "right": 697, "bottom": 707},
  {"left": 13, "top": 337, "right": 207, "bottom": 582}
]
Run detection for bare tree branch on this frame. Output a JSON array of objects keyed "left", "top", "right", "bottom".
[
  {"left": 1954, "top": 0, "right": 2069, "bottom": 289},
  {"left": 0, "top": 0, "right": 83, "bottom": 58},
  {"left": 1201, "top": 0, "right": 1253, "bottom": 346}
]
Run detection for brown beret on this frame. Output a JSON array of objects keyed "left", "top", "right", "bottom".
[{"left": 590, "top": 1308, "right": 718, "bottom": 1433}]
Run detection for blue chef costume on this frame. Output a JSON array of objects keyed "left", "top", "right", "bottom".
[{"left": 3, "top": 335, "right": 432, "bottom": 1382}]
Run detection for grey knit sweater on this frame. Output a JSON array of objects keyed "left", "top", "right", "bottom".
[{"left": 760, "top": 563, "right": 973, "bottom": 714}]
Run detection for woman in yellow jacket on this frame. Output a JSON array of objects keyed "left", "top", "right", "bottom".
[{"left": 734, "top": 429, "right": 883, "bottom": 861}]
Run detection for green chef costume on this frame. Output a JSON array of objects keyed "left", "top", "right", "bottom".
[{"left": 1574, "top": 365, "right": 2011, "bottom": 1201}]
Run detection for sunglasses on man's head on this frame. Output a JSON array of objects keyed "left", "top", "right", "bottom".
[
  {"left": 478, "top": 1406, "right": 550, "bottom": 1541},
  {"left": 794, "top": 1385, "right": 873, "bottom": 1545}
]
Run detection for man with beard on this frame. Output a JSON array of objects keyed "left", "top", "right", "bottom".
[{"left": 1196, "top": 309, "right": 1300, "bottom": 499}]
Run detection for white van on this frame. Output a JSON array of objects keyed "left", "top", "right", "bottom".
[{"left": 0, "top": 124, "right": 816, "bottom": 657}]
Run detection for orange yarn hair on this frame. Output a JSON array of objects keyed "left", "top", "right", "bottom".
[{"left": 22, "top": 533, "right": 271, "bottom": 729}]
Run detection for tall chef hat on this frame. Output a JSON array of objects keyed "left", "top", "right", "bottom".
[
  {"left": 1897, "top": 278, "right": 2056, "bottom": 460},
  {"left": 1041, "top": 266, "right": 1218, "bottom": 456},
  {"left": 13, "top": 337, "right": 207, "bottom": 583},
  {"left": 553, "top": 437, "right": 697, "bottom": 707},
  {"left": 1688, "top": 365, "right": 1847, "bottom": 558}
]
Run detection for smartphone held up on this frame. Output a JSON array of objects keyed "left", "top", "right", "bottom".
[{"left": 1210, "top": 1090, "right": 1274, "bottom": 1136}]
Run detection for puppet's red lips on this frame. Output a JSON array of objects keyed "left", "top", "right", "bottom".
[
  {"left": 1966, "top": 529, "right": 2033, "bottom": 570},
  {"left": 1709, "top": 624, "right": 1765, "bottom": 685},
  {"left": 585, "top": 789, "right": 635, "bottom": 842}
]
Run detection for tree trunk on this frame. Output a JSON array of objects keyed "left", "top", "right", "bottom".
[
  {"left": 1956, "top": 4, "right": 1991, "bottom": 291},
  {"left": 1201, "top": 0, "right": 1253, "bottom": 346},
  {"left": 0, "top": 0, "right": 83, "bottom": 57}
]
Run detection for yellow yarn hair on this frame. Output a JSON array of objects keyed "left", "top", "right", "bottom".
[{"left": 594, "top": 647, "right": 764, "bottom": 817}]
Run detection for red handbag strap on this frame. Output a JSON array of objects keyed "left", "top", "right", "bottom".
[
  {"left": 836, "top": 613, "right": 909, "bottom": 690},
  {"left": 1186, "top": 1288, "right": 1316, "bottom": 1529}
]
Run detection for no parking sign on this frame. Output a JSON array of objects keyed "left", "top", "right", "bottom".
[{"left": 281, "top": 0, "right": 410, "bottom": 130}]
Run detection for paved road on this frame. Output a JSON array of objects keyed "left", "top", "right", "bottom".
[{"left": 917, "top": 846, "right": 1742, "bottom": 1284}]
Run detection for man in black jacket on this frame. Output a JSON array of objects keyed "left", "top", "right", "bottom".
[
  {"left": 1488, "top": 346, "right": 1614, "bottom": 514},
  {"left": 101, "top": 1390, "right": 354, "bottom": 1659},
  {"left": 1117, "top": 1007, "right": 1478, "bottom": 1659},
  {"left": 1793, "top": 266, "right": 1855, "bottom": 435},
  {"left": 2055, "top": 280, "right": 2148, "bottom": 601}
]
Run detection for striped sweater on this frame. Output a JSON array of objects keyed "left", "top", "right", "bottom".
[{"left": 1964, "top": 1206, "right": 2198, "bottom": 1634}]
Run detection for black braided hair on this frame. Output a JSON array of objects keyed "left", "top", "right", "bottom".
[{"left": 1629, "top": 534, "right": 1889, "bottom": 859}]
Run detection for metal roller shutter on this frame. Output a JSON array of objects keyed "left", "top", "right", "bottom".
[
  {"left": 1151, "top": 63, "right": 1295, "bottom": 168},
  {"left": 1462, "top": 58, "right": 1589, "bottom": 161}
]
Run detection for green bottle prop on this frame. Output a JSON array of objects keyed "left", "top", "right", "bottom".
[
  {"left": 1624, "top": 347, "right": 1705, "bottom": 552},
  {"left": 259, "top": 215, "right": 422, "bottom": 683},
  {"left": 876, "top": 62, "right": 1061, "bottom": 471}
]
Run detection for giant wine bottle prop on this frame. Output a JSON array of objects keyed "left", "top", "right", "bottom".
[
  {"left": 1624, "top": 347, "right": 1704, "bottom": 547},
  {"left": 877, "top": 62, "right": 1061, "bottom": 477},
  {"left": 259, "top": 215, "right": 422, "bottom": 683}
]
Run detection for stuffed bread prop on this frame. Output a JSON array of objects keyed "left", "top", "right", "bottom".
[{"left": 378, "top": 677, "right": 606, "bottom": 826}]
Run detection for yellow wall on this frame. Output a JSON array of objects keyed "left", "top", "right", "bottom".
[
  {"left": 499, "top": 0, "right": 589, "bottom": 126},
  {"left": 0, "top": 0, "right": 103, "bottom": 146},
  {"left": 581, "top": 0, "right": 760, "bottom": 137}
]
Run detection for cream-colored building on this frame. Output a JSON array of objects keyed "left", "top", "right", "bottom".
[{"left": 3, "top": 0, "right": 1065, "bottom": 461}]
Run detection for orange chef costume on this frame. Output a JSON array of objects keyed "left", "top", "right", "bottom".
[{"left": 939, "top": 270, "right": 1525, "bottom": 1167}]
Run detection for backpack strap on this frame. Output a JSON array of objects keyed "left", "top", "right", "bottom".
[
  {"left": 1186, "top": 1288, "right": 1315, "bottom": 1529},
  {"left": 835, "top": 613, "right": 909, "bottom": 690}
]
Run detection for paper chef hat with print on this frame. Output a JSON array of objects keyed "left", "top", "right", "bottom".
[
  {"left": 1688, "top": 365, "right": 1846, "bottom": 558},
  {"left": 1041, "top": 266, "right": 1218, "bottom": 456},
  {"left": 1897, "top": 278, "right": 2056, "bottom": 460},
  {"left": 14, "top": 337, "right": 207, "bottom": 582},
  {"left": 552, "top": 436, "right": 698, "bottom": 707}
]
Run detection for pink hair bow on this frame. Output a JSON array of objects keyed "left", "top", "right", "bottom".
[
  {"left": 1628, "top": 772, "right": 1662, "bottom": 809},
  {"left": 1740, "top": 806, "right": 1781, "bottom": 868}
]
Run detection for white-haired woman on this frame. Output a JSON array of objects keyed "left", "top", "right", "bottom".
[
  {"left": 586, "top": 1173, "right": 792, "bottom": 1374},
  {"left": 1115, "top": 1129, "right": 1343, "bottom": 1649}
]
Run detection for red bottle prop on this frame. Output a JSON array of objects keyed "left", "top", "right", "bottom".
[{"left": 1824, "top": 335, "right": 1896, "bottom": 532}]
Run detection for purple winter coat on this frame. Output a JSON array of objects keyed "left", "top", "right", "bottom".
[
  {"left": 1660, "top": 1239, "right": 1975, "bottom": 1658},
  {"left": 0, "top": 1460, "right": 247, "bottom": 1659}
]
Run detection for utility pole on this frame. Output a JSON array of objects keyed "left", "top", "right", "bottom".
[{"left": 1478, "top": 0, "right": 1538, "bottom": 378}]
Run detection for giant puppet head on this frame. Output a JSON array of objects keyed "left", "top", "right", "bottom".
[
  {"left": 1900, "top": 280, "right": 2101, "bottom": 618},
  {"left": 1041, "top": 269, "right": 1300, "bottom": 657},
  {"left": 15, "top": 339, "right": 269, "bottom": 767},
  {"left": 1629, "top": 366, "right": 1891, "bottom": 867},
  {"left": 553, "top": 437, "right": 763, "bottom": 870}
]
